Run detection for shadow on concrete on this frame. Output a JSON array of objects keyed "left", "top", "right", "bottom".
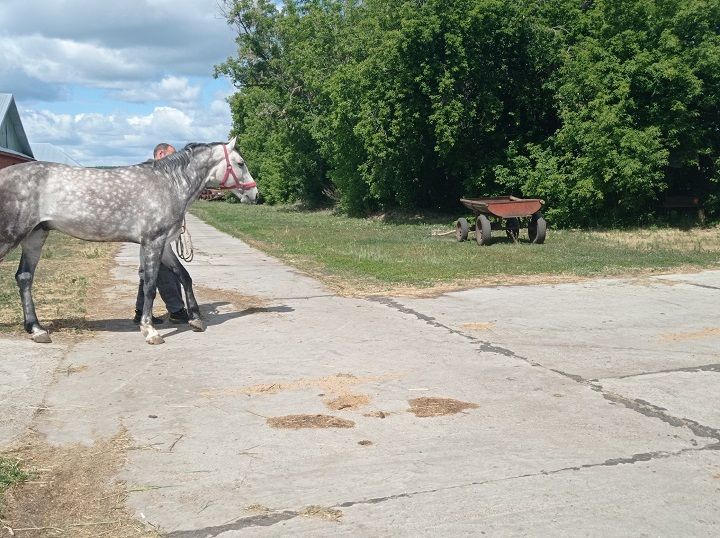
[{"left": 0, "top": 302, "right": 293, "bottom": 339}]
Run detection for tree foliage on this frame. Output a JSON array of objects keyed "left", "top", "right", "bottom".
[{"left": 216, "top": 0, "right": 720, "bottom": 225}]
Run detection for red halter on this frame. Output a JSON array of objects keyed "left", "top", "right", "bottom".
[{"left": 220, "top": 144, "right": 257, "bottom": 190}]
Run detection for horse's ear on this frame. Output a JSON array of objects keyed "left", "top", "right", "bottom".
[{"left": 227, "top": 136, "right": 237, "bottom": 149}]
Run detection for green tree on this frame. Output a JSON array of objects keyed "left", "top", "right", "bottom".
[{"left": 216, "top": 0, "right": 720, "bottom": 225}]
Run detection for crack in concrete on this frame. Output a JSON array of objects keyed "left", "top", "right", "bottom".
[
  {"left": 606, "top": 363, "right": 720, "bottom": 380},
  {"left": 165, "top": 510, "right": 298, "bottom": 537},
  {"left": 589, "top": 384, "right": 720, "bottom": 442}
]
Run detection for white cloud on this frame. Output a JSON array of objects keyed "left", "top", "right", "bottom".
[
  {"left": 20, "top": 100, "right": 233, "bottom": 166},
  {"left": 0, "top": 35, "right": 152, "bottom": 88},
  {"left": 111, "top": 77, "right": 202, "bottom": 106},
  {"left": 0, "top": 0, "right": 238, "bottom": 98},
  {"left": 2, "top": 0, "right": 241, "bottom": 165}
]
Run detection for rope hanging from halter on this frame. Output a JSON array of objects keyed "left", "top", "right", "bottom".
[{"left": 174, "top": 218, "right": 194, "bottom": 262}]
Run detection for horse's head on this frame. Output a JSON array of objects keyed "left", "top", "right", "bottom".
[{"left": 207, "top": 137, "right": 258, "bottom": 203}]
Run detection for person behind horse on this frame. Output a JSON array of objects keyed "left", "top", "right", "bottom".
[{"left": 133, "top": 143, "right": 190, "bottom": 324}]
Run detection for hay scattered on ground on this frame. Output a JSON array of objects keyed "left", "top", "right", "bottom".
[
  {"left": 299, "top": 505, "right": 343, "bottom": 521},
  {"left": 460, "top": 322, "right": 496, "bottom": 331},
  {"left": 362, "top": 411, "right": 390, "bottom": 419},
  {"left": 0, "top": 430, "right": 158, "bottom": 538},
  {"left": 58, "top": 364, "right": 89, "bottom": 376},
  {"left": 408, "top": 397, "right": 479, "bottom": 418},
  {"left": 662, "top": 327, "right": 720, "bottom": 342},
  {"left": 202, "top": 373, "right": 392, "bottom": 399},
  {"left": 245, "top": 503, "right": 272, "bottom": 514},
  {"left": 324, "top": 394, "right": 371, "bottom": 411},
  {"left": 266, "top": 414, "right": 355, "bottom": 429}
]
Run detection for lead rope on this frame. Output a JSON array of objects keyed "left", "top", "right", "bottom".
[{"left": 174, "top": 218, "right": 194, "bottom": 262}]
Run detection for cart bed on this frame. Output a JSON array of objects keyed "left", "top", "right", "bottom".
[{"left": 460, "top": 196, "right": 544, "bottom": 218}]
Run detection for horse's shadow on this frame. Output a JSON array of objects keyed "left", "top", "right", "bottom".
[
  {"left": 159, "top": 302, "right": 294, "bottom": 339},
  {"left": 3, "top": 302, "right": 293, "bottom": 339}
]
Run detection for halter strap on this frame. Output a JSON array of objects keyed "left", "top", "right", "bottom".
[{"left": 220, "top": 144, "right": 257, "bottom": 191}]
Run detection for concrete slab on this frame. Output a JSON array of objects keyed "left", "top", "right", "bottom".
[{"left": 392, "top": 276, "right": 720, "bottom": 380}]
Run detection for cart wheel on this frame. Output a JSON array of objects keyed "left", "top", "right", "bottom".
[
  {"left": 475, "top": 214, "right": 492, "bottom": 245},
  {"left": 505, "top": 217, "right": 520, "bottom": 242},
  {"left": 456, "top": 218, "right": 469, "bottom": 242},
  {"left": 528, "top": 212, "right": 547, "bottom": 244}
]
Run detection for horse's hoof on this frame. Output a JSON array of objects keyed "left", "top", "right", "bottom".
[
  {"left": 146, "top": 334, "right": 165, "bottom": 345},
  {"left": 140, "top": 324, "right": 153, "bottom": 338},
  {"left": 31, "top": 330, "right": 52, "bottom": 343},
  {"left": 188, "top": 318, "right": 206, "bottom": 332}
]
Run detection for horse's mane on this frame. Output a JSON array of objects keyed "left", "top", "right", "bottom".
[
  {"left": 138, "top": 142, "right": 224, "bottom": 175},
  {"left": 89, "top": 143, "right": 227, "bottom": 172}
]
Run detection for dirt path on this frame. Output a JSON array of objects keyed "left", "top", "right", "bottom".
[{"left": 2, "top": 214, "right": 719, "bottom": 536}]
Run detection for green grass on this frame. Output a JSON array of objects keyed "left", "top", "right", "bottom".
[
  {"left": 0, "top": 457, "right": 32, "bottom": 512},
  {"left": 192, "top": 201, "right": 720, "bottom": 292}
]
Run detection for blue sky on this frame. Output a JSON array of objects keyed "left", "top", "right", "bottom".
[{"left": 0, "top": 0, "right": 242, "bottom": 165}]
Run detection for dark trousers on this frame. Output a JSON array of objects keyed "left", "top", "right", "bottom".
[{"left": 135, "top": 263, "right": 185, "bottom": 314}]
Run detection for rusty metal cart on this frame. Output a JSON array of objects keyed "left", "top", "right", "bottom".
[{"left": 456, "top": 196, "right": 547, "bottom": 245}]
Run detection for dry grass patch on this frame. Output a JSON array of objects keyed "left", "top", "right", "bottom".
[
  {"left": 267, "top": 415, "right": 355, "bottom": 429},
  {"left": 593, "top": 226, "right": 720, "bottom": 253},
  {"left": 408, "top": 397, "right": 479, "bottom": 418},
  {"left": 324, "top": 394, "right": 371, "bottom": 411},
  {"left": 0, "top": 430, "right": 158, "bottom": 537}
]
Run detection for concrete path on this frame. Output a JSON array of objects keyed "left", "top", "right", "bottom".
[{"left": 2, "top": 214, "right": 719, "bottom": 536}]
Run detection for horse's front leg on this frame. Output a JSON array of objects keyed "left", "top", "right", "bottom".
[
  {"left": 161, "top": 246, "right": 205, "bottom": 332},
  {"left": 16, "top": 227, "right": 51, "bottom": 343},
  {"left": 139, "top": 240, "right": 165, "bottom": 345}
]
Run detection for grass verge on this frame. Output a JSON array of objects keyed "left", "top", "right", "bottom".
[
  {"left": 1, "top": 431, "right": 160, "bottom": 537},
  {"left": 0, "top": 233, "right": 116, "bottom": 335},
  {"left": 191, "top": 202, "right": 720, "bottom": 294}
]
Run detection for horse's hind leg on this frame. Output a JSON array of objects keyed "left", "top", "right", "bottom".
[{"left": 16, "top": 227, "right": 51, "bottom": 343}]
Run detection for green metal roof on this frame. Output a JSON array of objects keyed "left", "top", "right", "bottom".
[{"left": 0, "top": 93, "right": 34, "bottom": 159}]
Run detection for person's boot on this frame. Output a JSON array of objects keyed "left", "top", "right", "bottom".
[
  {"left": 168, "top": 307, "right": 190, "bottom": 324},
  {"left": 133, "top": 310, "right": 164, "bottom": 324}
]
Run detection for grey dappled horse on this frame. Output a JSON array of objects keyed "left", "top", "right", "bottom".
[{"left": 0, "top": 138, "right": 257, "bottom": 345}]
